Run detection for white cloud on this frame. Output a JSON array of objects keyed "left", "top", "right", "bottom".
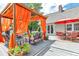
[
  {"left": 1, "top": 0, "right": 79, "bottom": 14},
  {"left": 0, "top": 3, "right": 8, "bottom": 13},
  {"left": 41, "top": 0, "right": 79, "bottom": 15}
]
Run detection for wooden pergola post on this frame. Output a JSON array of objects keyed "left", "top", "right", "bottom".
[
  {"left": 0, "top": 15, "right": 2, "bottom": 33},
  {"left": 0, "top": 14, "right": 4, "bottom": 43},
  {"left": 13, "top": 3, "right": 16, "bottom": 47}
]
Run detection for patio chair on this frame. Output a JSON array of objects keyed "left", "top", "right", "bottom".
[
  {"left": 66, "top": 32, "right": 78, "bottom": 41},
  {"left": 56, "top": 32, "right": 64, "bottom": 40},
  {"left": 65, "top": 32, "right": 72, "bottom": 40},
  {"left": 34, "top": 33, "right": 41, "bottom": 43},
  {"left": 61, "top": 33, "right": 66, "bottom": 40},
  {"left": 76, "top": 32, "right": 79, "bottom": 42},
  {"left": 72, "top": 32, "right": 78, "bottom": 41},
  {"left": 71, "top": 32, "right": 78, "bottom": 42}
]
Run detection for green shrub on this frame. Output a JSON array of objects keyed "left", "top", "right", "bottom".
[
  {"left": 22, "top": 43, "right": 31, "bottom": 53},
  {"left": 14, "top": 46, "right": 21, "bottom": 55},
  {"left": 39, "top": 32, "right": 42, "bottom": 38},
  {"left": 24, "top": 33, "right": 28, "bottom": 37},
  {"left": 8, "top": 43, "right": 31, "bottom": 55}
]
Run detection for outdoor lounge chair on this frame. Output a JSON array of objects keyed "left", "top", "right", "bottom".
[
  {"left": 66, "top": 32, "right": 78, "bottom": 41},
  {"left": 56, "top": 32, "right": 64, "bottom": 40},
  {"left": 65, "top": 32, "right": 72, "bottom": 40},
  {"left": 71, "top": 32, "right": 78, "bottom": 41},
  {"left": 76, "top": 32, "right": 79, "bottom": 42}
]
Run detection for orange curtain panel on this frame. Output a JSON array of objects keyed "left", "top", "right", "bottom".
[
  {"left": 40, "top": 17, "right": 46, "bottom": 40},
  {"left": 0, "top": 16, "right": 5, "bottom": 43},
  {"left": 1, "top": 18, "right": 12, "bottom": 32},
  {"left": 3, "top": 5, "right": 13, "bottom": 19},
  {"left": 15, "top": 4, "right": 31, "bottom": 34},
  {"left": 8, "top": 33, "right": 16, "bottom": 49},
  {"left": 0, "top": 32, "right": 5, "bottom": 43},
  {"left": 32, "top": 16, "right": 46, "bottom": 40}
]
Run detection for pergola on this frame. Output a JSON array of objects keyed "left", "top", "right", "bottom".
[{"left": 0, "top": 3, "right": 47, "bottom": 48}]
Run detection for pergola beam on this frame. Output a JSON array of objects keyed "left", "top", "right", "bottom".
[
  {"left": 16, "top": 3, "right": 47, "bottom": 19},
  {"left": 1, "top": 3, "right": 13, "bottom": 15},
  {"left": 0, "top": 14, "right": 13, "bottom": 19},
  {"left": 1, "top": 3, "right": 47, "bottom": 19}
]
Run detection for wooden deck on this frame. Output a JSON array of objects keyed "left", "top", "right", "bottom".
[{"left": 26, "top": 40, "right": 55, "bottom": 56}]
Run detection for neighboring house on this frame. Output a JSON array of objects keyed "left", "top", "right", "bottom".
[{"left": 46, "top": 5, "right": 79, "bottom": 40}]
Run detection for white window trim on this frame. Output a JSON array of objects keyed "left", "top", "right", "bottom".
[
  {"left": 66, "top": 23, "right": 73, "bottom": 31},
  {"left": 73, "top": 22, "right": 79, "bottom": 32}
]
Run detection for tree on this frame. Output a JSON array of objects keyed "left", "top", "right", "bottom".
[
  {"left": 25, "top": 3, "right": 42, "bottom": 12},
  {"left": 28, "top": 21, "right": 39, "bottom": 32}
]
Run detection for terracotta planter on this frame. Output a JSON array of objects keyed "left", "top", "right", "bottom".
[
  {"left": 15, "top": 52, "right": 24, "bottom": 56},
  {"left": 8, "top": 51, "right": 27, "bottom": 56}
]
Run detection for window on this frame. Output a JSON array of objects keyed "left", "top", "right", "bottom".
[
  {"left": 74, "top": 23, "right": 79, "bottom": 31},
  {"left": 51, "top": 25, "right": 53, "bottom": 33},
  {"left": 67, "top": 24, "right": 72, "bottom": 31},
  {"left": 47, "top": 25, "right": 50, "bottom": 33}
]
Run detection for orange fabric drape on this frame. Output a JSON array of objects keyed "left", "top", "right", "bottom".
[
  {"left": 40, "top": 17, "right": 46, "bottom": 40},
  {"left": 32, "top": 16, "right": 46, "bottom": 40},
  {"left": 3, "top": 5, "right": 13, "bottom": 19},
  {"left": 15, "top": 5, "right": 31, "bottom": 34},
  {"left": 32, "top": 15, "right": 46, "bottom": 40},
  {"left": 15, "top": 5, "right": 23, "bottom": 34},
  {"left": 0, "top": 32, "right": 5, "bottom": 43},
  {"left": 23, "top": 10, "right": 31, "bottom": 32},
  {"left": 1, "top": 18, "right": 12, "bottom": 32},
  {"left": 8, "top": 33, "right": 16, "bottom": 49},
  {"left": 0, "top": 16, "right": 5, "bottom": 43}
]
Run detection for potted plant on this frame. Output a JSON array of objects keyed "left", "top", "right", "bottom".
[
  {"left": 8, "top": 48, "right": 14, "bottom": 56},
  {"left": 14, "top": 46, "right": 22, "bottom": 56},
  {"left": 8, "top": 43, "right": 31, "bottom": 56},
  {"left": 21, "top": 43, "right": 31, "bottom": 55}
]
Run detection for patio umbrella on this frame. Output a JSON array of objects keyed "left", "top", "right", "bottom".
[{"left": 54, "top": 18, "right": 79, "bottom": 24}]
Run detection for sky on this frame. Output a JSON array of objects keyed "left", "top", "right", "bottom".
[{"left": 1, "top": 0, "right": 79, "bottom": 15}]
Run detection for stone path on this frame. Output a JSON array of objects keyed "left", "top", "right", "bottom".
[
  {"left": 0, "top": 45, "right": 8, "bottom": 56},
  {"left": 44, "top": 39, "right": 79, "bottom": 56},
  {"left": 51, "top": 40, "right": 79, "bottom": 54},
  {"left": 44, "top": 46, "right": 79, "bottom": 56}
]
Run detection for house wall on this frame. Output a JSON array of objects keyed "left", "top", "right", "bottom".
[
  {"left": 46, "top": 24, "right": 66, "bottom": 35},
  {"left": 55, "top": 24, "right": 66, "bottom": 32},
  {"left": 46, "top": 7, "right": 79, "bottom": 24},
  {"left": 46, "top": 7, "right": 79, "bottom": 40}
]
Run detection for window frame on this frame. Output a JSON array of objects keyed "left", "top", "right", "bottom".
[
  {"left": 74, "top": 22, "right": 79, "bottom": 31},
  {"left": 66, "top": 24, "right": 72, "bottom": 31}
]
